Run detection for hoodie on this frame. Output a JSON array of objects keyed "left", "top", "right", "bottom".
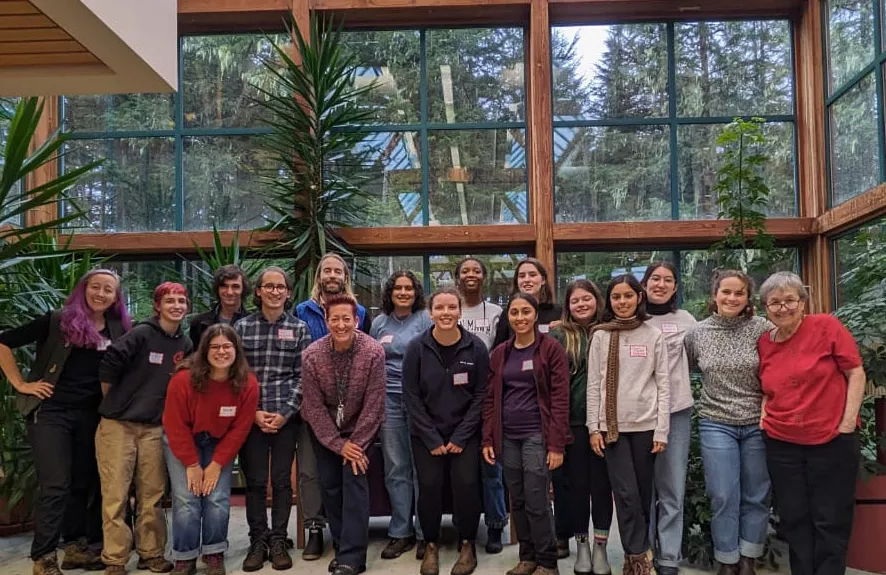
[{"left": 99, "top": 317, "right": 193, "bottom": 424}]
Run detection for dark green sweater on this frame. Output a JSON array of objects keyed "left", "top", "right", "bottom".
[{"left": 549, "top": 326, "right": 589, "bottom": 427}]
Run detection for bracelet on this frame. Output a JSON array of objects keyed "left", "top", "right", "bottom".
[{"left": 591, "top": 430, "right": 602, "bottom": 435}]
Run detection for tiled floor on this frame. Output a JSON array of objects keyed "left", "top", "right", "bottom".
[{"left": 0, "top": 508, "right": 874, "bottom": 575}]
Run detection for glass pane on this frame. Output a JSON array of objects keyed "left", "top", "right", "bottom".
[
  {"left": 342, "top": 30, "right": 421, "bottom": 125},
  {"left": 428, "top": 253, "right": 526, "bottom": 306},
  {"left": 427, "top": 129, "right": 527, "bottom": 225},
  {"left": 0, "top": 98, "right": 19, "bottom": 225},
  {"left": 63, "top": 138, "right": 176, "bottom": 232},
  {"left": 830, "top": 73, "right": 879, "bottom": 205},
  {"left": 554, "top": 125, "right": 671, "bottom": 222},
  {"left": 555, "top": 251, "right": 676, "bottom": 300},
  {"left": 183, "top": 136, "right": 274, "bottom": 231},
  {"left": 552, "top": 24, "right": 668, "bottom": 121},
  {"left": 427, "top": 28, "right": 525, "bottom": 124},
  {"left": 827, "top": 0, "right": 876, "bottom": 93},
  {"left": 353, "top": 255, "right": 425, "bottom": 319},
  {"left": 182, "top": 34, "right": 289, "bottom": 129},
  {"left": 105, "top": 260, "right": 184, "bottom": 322},
  {"left": 676, "top": 20, "right": 793, "bottom": 117},
  {"left": 62, "top": 94, "right": 175, "bottom": 132},
  {"left": 678, "top": 122, "right": 796, "bottom": 220},
  {"left": 833, "top": 216, "right": 886, "bottom": 306}
]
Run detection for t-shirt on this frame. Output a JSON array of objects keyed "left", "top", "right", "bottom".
[
  {"left": 459, "top": 301, "right": 503, "bottom": 351},
  {"left": 757, "top": 314, "right": 862, "bottom": 446},
  {"left": 437, "top": 339, "right": 460, "bottom": 371},
  {"left": 370, "top": 310, "right": 433, "bottom": 393},
  {"left": 502, "top": 343, "right": 542, "bottom": 439}
]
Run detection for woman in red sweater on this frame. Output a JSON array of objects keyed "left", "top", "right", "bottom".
[{"left": 162, "top": 323, "right": 259, "bottom": 575}]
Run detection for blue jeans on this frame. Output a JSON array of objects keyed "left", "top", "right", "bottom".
[
  {"left": 380, "top": 393, "right": 423, "bottom": 539},
  {"left": 699, "top": 419, "right": 771, "bottom": 564},
  {"left": 163, "top": 433, "right": 233, "bottom": 561},
  {"left": 651, "top": 408, "right": 692, "bottom": 568},
  {"left": 482, "top": 459, "right": 508, "bottom": 529}
]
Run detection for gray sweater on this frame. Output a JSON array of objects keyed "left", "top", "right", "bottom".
[
  {"left": 646, "top": 310, "right": 696, "bottom": 414},
  {"left": 684, "top": 314, "right": 772, "bottom": 426}
]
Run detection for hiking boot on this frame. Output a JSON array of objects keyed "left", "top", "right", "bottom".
[
  {"left": 531, "top": 567, "right": 560, "bottom": 575},
  {"left": 624, "top": 554, "right": 651, "bottom": 575},
  {"left": 269, "top": 539, "right": 293, "bottom": 570},
  {"left": 61, "top": 540, "right": 104, "bottom": 571},
  {"left": 416, "top": 540, "right": 427, "bottom": 561},
  {"left": 485, "top": 528, "right": 503, "bottom": 554},
  {"left": 556, "top": 539, "right": 570, "bottom": 559},
  {"left": 137, "top": 557, "right": 174, "bottom": 573},
  {"left": 333, "top": 566, "right": 364, "bottom": 575},
  {"left": 34, "top": 553, "right": 63, "bottom": 575},
  {"left": 420, "top": 542, "right": 439, "bottom": 575},
  {"left": 716, "top": 563, "right": 739, "bottom": 575},
  {"left": 170, "top": 560, "right": 196, "bottom": 575},
  {"left": 738, "top": 557, "right": 756, "bottom": 575},
  {"left": 573, "top": 538, "right": 591, "bottom": 575},
  {"left": 506, "top": 561, "right": 537, "bottom": 575},
  {"left": 656, "top": 567, "right": 678, "bottom": 575},
  {"left": 203, "top": 554, "right": 225, "bottom": 575},
  {"left": 381, "top": 536, "right": 416, "bottom": 559},
  {"left": 303, "top": 528, "right": 324, "bottom": 561},
  {"left": 103, "top": 567, "right": 125, "bottom": 575},
  {"left": 242, "top": 540, "right": 268, "bottom": 572},
  {"left": 591, "top": 542, "right": 610, "bottom": 575},
  {"left": 451, "top": 540, "right": 477, "bottom": 575}
]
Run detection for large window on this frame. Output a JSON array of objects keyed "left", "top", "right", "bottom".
[
  {"left": 833, "top": 216, "right": 886, "bottom": 306},
  {"left": 552, "top": 20, "right": 796, "bottom": 222},
  {"left": 340, "top": 28, "right": 527, "bottom": 227},
  {"left": 825, "top": 0, "right": 883, "bottom": 205},
  {"left": 61, "top": 34, "right": 286, "bottom": 232}
]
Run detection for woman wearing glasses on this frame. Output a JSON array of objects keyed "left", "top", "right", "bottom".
[{"left": 757, "top": 272, "right": 865, "bottom": 575}]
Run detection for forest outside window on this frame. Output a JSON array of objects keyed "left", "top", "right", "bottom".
[
  {"left": 552, "top": 20, "right": 796, "bottom": 223},
  {"left": 833, "top": 215, "right": 886, "bottom": 306}
]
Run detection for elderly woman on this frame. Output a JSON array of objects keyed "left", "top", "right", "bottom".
[{"left": 757, "top": 271, "right": 865, "bottom": 575}]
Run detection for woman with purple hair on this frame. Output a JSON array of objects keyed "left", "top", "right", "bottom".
[{"left": 0, "top": 269, "right": 132, "bottom": 575}]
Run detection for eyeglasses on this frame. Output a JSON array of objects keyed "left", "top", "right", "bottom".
[
  {"left": 209, "top": 343, "right": 235, "bottom": 352},
  {"left": 765, "top": 299, "right": 801, "bottom": 312},
  {"left": 261, "top": 284, "right": 288, "bottom": 293}
]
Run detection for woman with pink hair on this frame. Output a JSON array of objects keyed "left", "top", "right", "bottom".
[{"left": 0, "top": 269, "right": 132, "bottom": 575}]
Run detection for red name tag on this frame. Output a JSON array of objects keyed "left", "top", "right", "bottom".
[{"left": 629, "top": 345, "right": 647, "bottom": 358}]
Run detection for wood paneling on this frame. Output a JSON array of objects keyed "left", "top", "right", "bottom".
[
  {"left": 315, "top": 5, "right": 529, "bottom": 27},
  {"left": 178, "top": 0, "right": 292, "bottom": 33},
  {"left": 801, "top": 235, "right": 833, "bottom": 313},
  {"left": 0, "top": 2, "right": 100, "bottom": 71},
  {"left": 0, "top": 14, "right": 55, "bottom": 29},
  {"left": 548, "top": 0, "right": 801, "bottom": 21},
  {"left": 25, "top": 96, "right": 58, "bottom": 227},
  {"left": 0, "top": 40, "right": 85, "bottom": 55},
  {"left": 795, "top": 0, "right": 827, "bottom": 219},
  {"left": 0, "top": 1, "right": 40, "bottom": 16},
  {"left": 814, "top": 183, "right": 886, "bottom": 236},
  {"left": 0, "top": 52, "right": 99, "bottom": 66},
  {"left": 0, "top": 27, "right": 70, "bottom": 41}
]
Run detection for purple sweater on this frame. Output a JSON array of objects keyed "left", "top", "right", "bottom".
[{"left": 300, "top": 332, "right": 386, "bottom": 454}]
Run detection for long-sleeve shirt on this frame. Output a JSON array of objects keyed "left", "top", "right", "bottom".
[
  {"left": 548, "top": 326, "right": 590, "bottom": 426},
  {"left": 684, "top": 314, "right": 772, "bottom": 426},
  {"left": 646, "top": 310, "right": 697, "bottom": 413},
  {"left": 300, "top": 332, "right": 386, "bottom": 454},
  {"left": 234, "top": 311, "right": 311, "bottom": 421},
  {"left": 162, "top": 369, "right": 259, "bottom": 467},
  {"left": 370, "top": 310, "right": 433, "bottom": 394}
]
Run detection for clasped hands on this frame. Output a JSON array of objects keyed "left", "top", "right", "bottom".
[
  {"left": 341, "top": 440, "right": 370, "bottom": 475},
  {"left": 186, "top": 461, "right": 222, "bottom": 496},
  {"left": 255, "top": 410, "right": 286, "bottom": 433}
]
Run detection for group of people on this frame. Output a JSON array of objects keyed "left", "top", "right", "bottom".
[{"left": 0, "top": 253, "right": 866, "bottom": 575}]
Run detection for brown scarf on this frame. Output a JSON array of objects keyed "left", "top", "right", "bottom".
[{"left": 592, "top": 316, "right": 642, "bottom": 444}]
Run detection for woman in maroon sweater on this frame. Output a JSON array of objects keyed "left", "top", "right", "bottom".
[
  {"left": 482, "top": 292, "right": 571, "bottom": 575},
  {"left": 162, "top": 323, "right": 259, "bottom": 575},
  {"left": 301, "top": 294, "right": 386, "bottom": 575}
]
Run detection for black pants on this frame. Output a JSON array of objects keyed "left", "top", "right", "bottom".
[
  {"left": 765, "top": 433, "right": 859, "bottom": 575},
  {"left": 558, "top": 425, "right": 613, "bottom": 537},
  {"left": 551, "top": 465, "right": 571, "bottom": 540},
  {"left": 312, "top": 435, "right": 371, "bottom": 569},
  {"left": 502, "top": 434, "right": 557, "bottom": 569},
  {"left": 606, "top": 431, "right": 655, "bottom": 555},
  {"left": 27, "top": 406, "right": 102, "bottom": 559},
  {"left": 412, "top": 434, "right": 482, "bottom": 543},
  {"left": 239, "top": 419, "right": 299, "bottom": 543}
]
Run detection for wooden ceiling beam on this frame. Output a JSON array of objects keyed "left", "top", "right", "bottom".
[
  {"left": 177, "top": 0, "right": 292, "bottom": 33},
  {"left": 814, "top": 183, "right": 886, "bottom": 237}
]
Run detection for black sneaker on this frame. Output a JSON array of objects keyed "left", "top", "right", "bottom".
[
  {"left": 303, "top": 528, "right": 324, "bottom": 561},
  {"left": 381, "top": 536, "right": 416, "bottom": 559},
  {"left": 556, "top": 538, "right": 570, "bottom": 559},
  {"left": 242, "top": 540, "right": 268, "bottom": 572},
  {"left": 416, "top": 540, "right": 427, "bottom": 561},
  {"left": 269, "top": 539, "right": 293, "bottom": 570},
  {"left": 485, "top": 528, "right": 503, "bottom": 554}
]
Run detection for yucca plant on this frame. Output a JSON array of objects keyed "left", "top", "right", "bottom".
[{"left": 254, "top": 15, "right": 379, "bottom": 301}]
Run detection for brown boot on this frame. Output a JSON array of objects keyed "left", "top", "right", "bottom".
[
  {"left": 137, "top": 557, "right": 174, "bottom": 573},
  {"left": 103, "top": 566, "right": 126, "bottom": 575},
  {"left": 61, "top": 540, "right": 104, "bottom": 571},
  {"left": 506, "top": 561, "right": 537, "bottom": 575},
  {"left": 530, "top": 566, "right": 560, "bottom": 575},
  {"left": 717, "top": 562, "right": 740, "bottom": 575},
  {"left": 738, "top": 556, "right": 757, "bottom": 575},
  {"left": 420, "top": 542, "right": 439, "bottom": 575},
  {"left": 34, "top": 553, "right": 63, "bottom": 575},
  {"left": 451, "top": 541, "right": 477, "bottom": 575}
]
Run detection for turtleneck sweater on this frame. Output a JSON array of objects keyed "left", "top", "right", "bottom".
[{"left": 684, "top": 313, "right": 772, "bottom": 426}]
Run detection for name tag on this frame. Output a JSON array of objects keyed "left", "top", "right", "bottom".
[
  {"left": 522, "top": 359, "right": 534, "bottom": 371},
  {"left": 660, "top": 323, "right": 679, "bottom": 334},
  {"left": 97, "top": 339, "right": 111, "bottom": 351},
  {"left": 379, "top": 334, "right": 394, "bottom": 345},
  {"left": 538, "top": 324, "right": 550, "bottom": 334},
  {"left": 629, "top": 345, "right": 647, "bottom": 358},
  {"left": 453, "top": 373, "right": 469, "bottom": 386},
  {"left": 219, "top": 406, "right": 237, "bottom": 417},
  {"left": 149, "top": 351, "right": 164, "bottom": 365},
  {"left": 278, "top": 328, "right": 295, "bottom": 340}
]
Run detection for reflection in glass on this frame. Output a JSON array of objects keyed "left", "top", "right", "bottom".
[
  {"left": 827, "top": 0, "right": 875, "bottom": 94},
  {"left": 427, "top": 28, "right": 525, "bottom": 124},
  {"left": 678, "top": 122, "right": 796, "bottom": 219},
  {"left": 554, "top": 125, "right": 671, "bottom": 222},
  {"left": 676, "top": 20, "right": 793, "bottom": 117},
  {"left": 555, "top": 251, "right": 675, "bottom": 300},
  {"left": 830, "top": 73, "right": 879, "bottom": 205},
  {"left": 342, "top": 30, "right": 421, "bottom": 125},
  {"left": 427, "top": 129, "right": 527, "bottom": 225},
  {"left": 552, "top": 24, "right": 668, "bottom": 121},
  {"left": 63, "top": 138, "right": 176, "bottom": 232},
  {"left": 183, "top": 136, "right": 274, "bottom": 230},
  {"left": 62, "top": 94, "right": 175, "bottom": 133}
]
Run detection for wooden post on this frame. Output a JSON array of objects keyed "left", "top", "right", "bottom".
[{"left": 24, "top": 96, "right": 59, "bottom": 228}]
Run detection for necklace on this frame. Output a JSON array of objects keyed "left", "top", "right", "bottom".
[{"left": 328, "top": 337, "right": 356, "bottom": 427}]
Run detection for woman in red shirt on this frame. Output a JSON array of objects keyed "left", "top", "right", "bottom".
[
  {"left": 757, "top": 271, "right": 865, "bottom": 575},
  {"left": 162, "top": 323, "right": 259, "bottom": 575}
]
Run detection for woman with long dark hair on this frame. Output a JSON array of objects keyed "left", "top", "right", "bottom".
[
  {"left": 492, "top": 258, "right": 561, "bottom": 347},
  {"left": 163, "top": 324, "right": 259, "bottom": 575},
  {"left": 0, "top": 269, "right": 132, "bottom": 575}
]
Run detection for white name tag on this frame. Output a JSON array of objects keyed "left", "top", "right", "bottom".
[
  {"left": 660, "top": 323, "right": 679, "bottom": 334},
  {"left": 453, "top": 373, "right": 469, "bottom": 386},
  {"left": 149, "top": 351, "right": 164, "bottom": 365},
  {"left": 379, "top": 334, "right": 394, "bottom": 345},
  {"left": 522, "top": 359, "right": 534, "bottom": 371},
  {"left": 97, "top": 339, "right": 111, "bottom": 351},
  {"left": 538, "top": 324, "right": 550, "bottom": 334},
  {"left": 219, "top": 406, "right": 237, "bottom": 417},
  {"left": 629, "top": 345, "right": 648, "bottom": 358},
  {"left": 278, "top": 328, "right": 295, "bottom": 340}
]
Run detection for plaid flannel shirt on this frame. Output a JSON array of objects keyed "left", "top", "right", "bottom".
[{"left": 234, "top": 310, "right": 312, "bottom": 420}]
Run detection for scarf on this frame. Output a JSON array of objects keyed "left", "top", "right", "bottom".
[{"left": 592, "top": 316, "right": 642, "bottom": 443}]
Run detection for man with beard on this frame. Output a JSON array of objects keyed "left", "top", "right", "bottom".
[{"left": 296, "top": 253, "right": 370, "bottom": 341}]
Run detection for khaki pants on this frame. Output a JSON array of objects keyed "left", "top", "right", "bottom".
[{"left": 95, "top": 418, "right": 167, "bottom": 566}]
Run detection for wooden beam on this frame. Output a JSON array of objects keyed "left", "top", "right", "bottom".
[
  {"left": 25, "top": 96, "right": 57, "bottom": 227},
  {"left": 69, "top": 230, "right": 282, "bottom": 255},
  {"left": 178, "top": 0, "right": 291, "bottom": 33},
  {"left": 548, "top": 0, "right": 801, "bottom": 22},
  {"left": 801, "top": 234, "right": 833, "bottom": 314},
  {"left": 314, "top": 4, "right": 529, "bottom": 27},
  {"left": 794, "top": 0, "right": 827, "bottom": 219},
  {"left": 528, "top": 0, "right": 555, "bottom": 272},
  {"left": 814, "top": 182, "right": 886, "bottom": 236}
]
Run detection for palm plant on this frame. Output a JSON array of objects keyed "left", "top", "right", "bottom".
[{"left": 254, "top": 15, "right": 379, "bottom": 301}]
